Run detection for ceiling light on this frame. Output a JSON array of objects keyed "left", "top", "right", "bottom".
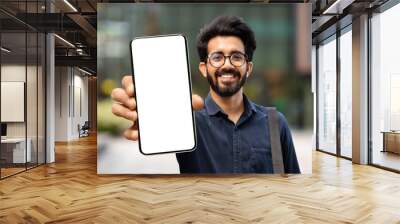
[
  {"left": 1, "top": 47, "right": 11, "bottom": 53},
  {"left": 322, "top": 0, "right": 354, "bottom": 15},
  {"left": 78, "top": 67, "right": 93, "bottom": 76},
  {"left": 63, "top": 0, "right": 78, "bottom": 12},
  {"left": 54, "top": 34, "right": 75, "bottom": 48}
]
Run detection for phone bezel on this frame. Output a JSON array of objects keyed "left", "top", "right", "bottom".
[{"left": 130, "top": 34, "right": 197, "bottom": 155}]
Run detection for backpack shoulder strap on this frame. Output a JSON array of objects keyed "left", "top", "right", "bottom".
[{"left": 266, "top": 107, "right": 284, "bottom": 173}]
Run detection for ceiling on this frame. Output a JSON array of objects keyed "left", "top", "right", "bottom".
[
  {"left": 0, "top": 0, "right": 393, "bottom": 74},
  {"left": 0, "top": 0, "right": 97, "bottom": 74},
  {"left": 309, "top": 0, "right": 389, "bottom": 43}
]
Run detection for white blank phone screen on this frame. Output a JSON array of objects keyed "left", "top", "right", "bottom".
[{"left": 131, "top": 35, "right": 196, "bottom": 155}]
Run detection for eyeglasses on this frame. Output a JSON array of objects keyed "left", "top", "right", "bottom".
[{"left": 207, "top": 52, "right": 248, "bottom": 68}]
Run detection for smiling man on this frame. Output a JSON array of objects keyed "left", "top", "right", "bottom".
[{"left": 111, "top": 15, "right": 300, "bottom": 174}]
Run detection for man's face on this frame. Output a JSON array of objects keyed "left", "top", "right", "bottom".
[{"left": 199, "top": 36, "right": 253, "bottom": 97}]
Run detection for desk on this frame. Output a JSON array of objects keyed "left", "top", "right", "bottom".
[
  {"left": 382, "top": 131, "right": 400, "bottom": 154},
  {"left": 1, "top": 138, "right": 31, "bottom": 163}
]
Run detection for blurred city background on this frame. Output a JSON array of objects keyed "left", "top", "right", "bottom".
[{"left": 97, "top": 3, "right": 312, "bottom": 173}]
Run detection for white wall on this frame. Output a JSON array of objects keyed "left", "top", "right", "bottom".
[
  {"left": 72, "top": 73, "right": 89, "bottom": 138},
  {"left": 55, "top": 67, "right": 68, "bottom": 141},
  {"left": 54, "top": 67, "right": 89, "bottom": 141}
]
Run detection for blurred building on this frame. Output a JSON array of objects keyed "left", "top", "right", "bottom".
[{"left": 97, "top": 4, "right": 313, "bottom": 130}]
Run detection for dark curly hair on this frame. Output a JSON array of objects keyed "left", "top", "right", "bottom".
[{"left": 196, "top": 15, "right": 257, "bottom": 63}]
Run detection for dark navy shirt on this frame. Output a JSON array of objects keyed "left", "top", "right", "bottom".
[{"left": 176, "top": 93, "right": 300, "bottom": 174}]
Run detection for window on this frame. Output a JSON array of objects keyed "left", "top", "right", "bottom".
[
  {"left": 317, "top": 36, "right": 337, "bottom": 154},
  {"left": 339, "top": 28, "right": 352, "bottom": 158},
  {"left": 370, "top": 3, "right": 400, "bottom": 171}
]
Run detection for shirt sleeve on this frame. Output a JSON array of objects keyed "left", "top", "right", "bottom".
[{"left": 277, "top": 112, "right": 301, "bottom": 174}]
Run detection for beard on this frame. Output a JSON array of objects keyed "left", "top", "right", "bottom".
[{"left": 206, "top": 67, "right": 247, "bottom": 97}]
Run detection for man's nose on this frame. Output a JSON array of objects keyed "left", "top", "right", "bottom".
[{"left": 221, "top": 56, "right": 234, "bottom": 69}]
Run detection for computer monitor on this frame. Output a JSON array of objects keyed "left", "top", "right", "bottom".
[{"left": 1, "top": 123, "right": 7, "bottom": 137}]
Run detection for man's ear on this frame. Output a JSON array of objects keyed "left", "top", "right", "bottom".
[
  {"left": 246, "top": 61, "right": 254, "bottom": 78},
  {"left": 199, "top": 62, "right": 207, "bottom": 78}
]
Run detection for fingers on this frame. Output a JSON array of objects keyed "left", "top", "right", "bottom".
[
  {"left": 111, "top": 103, "right": 137, "bottom": 122},
  {"left": 124, "top": 125, "right": 139, "bottom": 141},
  {"left": 192, "top": 94, "right": 204, "bottom": 111},
  {"left": 121, "top": 75, "right": 135, "bottom": 97},
  {"left": 111, "top": 88, "right": 136, "bottom": 110},
  {"left": 110, "top": 75, "right": 138, "bottom": 142}
]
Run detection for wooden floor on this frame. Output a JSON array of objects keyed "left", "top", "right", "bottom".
[
  {"left": 1, "top": 163, "right": 45, "bottom": 178},
  {"left": 1, "top": 134, "right": 400, "bottom": 223},
  {"left": 0, "top": 167, "right": 26, "bottom": 178},
  {"left": 373, "top": 151, "right": 400, "bottom": 171}
]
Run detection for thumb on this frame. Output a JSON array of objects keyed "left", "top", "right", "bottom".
[{"left": 192, "top": 94, "right": 204, "bottom": 111}]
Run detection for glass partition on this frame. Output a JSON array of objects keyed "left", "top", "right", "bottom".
[
  {"left": 0, "top": 1, "right": 46, "bottom": 179},
  {"left": 38, "top": 32, "right": 45, "bottom": 165},
  {"left": 339, "top": 27, "right": 352, "bottom": 158},
  {"left": 317, "top": 35, "right": 337, "bottom": 154},
  {"left": 1, "top": 30, "right": 28, "bottom": 177},
  {"left": 27, "top": 30, "right": 38, "bottom": 169}
]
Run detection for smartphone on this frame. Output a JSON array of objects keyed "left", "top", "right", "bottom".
[{"left": 130, "top": 34, "right": 197, "bottom": 155}]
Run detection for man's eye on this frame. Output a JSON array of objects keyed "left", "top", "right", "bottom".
[
  {"left": 231, "top": 54, "right": 244, "bottom": 61},
  {"left": 211, "top": 54, "right": 223, "bottom": 61}
]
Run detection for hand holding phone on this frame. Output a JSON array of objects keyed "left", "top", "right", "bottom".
[
  {"left": 111, "top": 75, "right": 204, "bottom": 141},
  {"left": 112, "top": 34, "right": 203, "bottom": 155}
]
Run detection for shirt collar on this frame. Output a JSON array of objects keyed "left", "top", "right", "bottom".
[{"left": 204, "top": 92, "right": 257, "bottom": 116}]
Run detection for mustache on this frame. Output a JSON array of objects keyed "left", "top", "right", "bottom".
[{"left": 215, "top": 68, "right": 241, "bottom": 78}]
